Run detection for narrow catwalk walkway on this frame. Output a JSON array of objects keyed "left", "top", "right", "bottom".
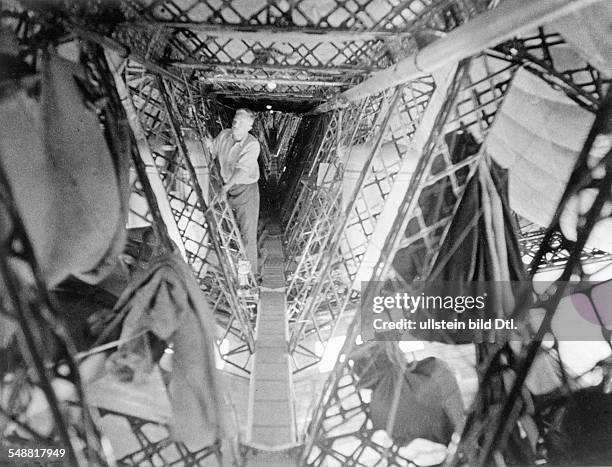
[{"left": 246, "top": 222, "right": 297, "bottom": 461}]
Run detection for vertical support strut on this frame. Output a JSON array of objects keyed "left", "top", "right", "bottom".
[{"left": 106, "top": 52, "right": 187, "bottom": 259}]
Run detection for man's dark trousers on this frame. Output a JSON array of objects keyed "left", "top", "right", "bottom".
[{"left": 227, "top": 182, "right": 259, "bottom": 274}]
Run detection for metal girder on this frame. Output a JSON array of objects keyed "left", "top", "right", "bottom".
[
  {"left": 127, "top": 0, "right": 467, "bottom": 30},
  {"left": 518, "top": 222, "right": 612, "bottom": 273},
  {"left": 287, "top": 88, "right": 405, "bottom": 370},
  {"left": 254, "top": 112, "right": 302, "bottom": 184},
  {"left": 280, "top": 116, "right": 332, "bottom": 220},
  {"left": 312, "top": 0, "right": 602, "bottom": 113},
  {"left": 283, "top": 75, "right": 436, "bottom": 373},
  {"left": 36, "top": 0, "right": 605, "bottom": 113},
  {"left": 283, "top": 112, "right": 344, "bottom": 257},
  {"left": 95, "top": 406, "right": 221, "bottom": 466},
  {"left": 157, "top": 75, "right": 259, "bottom": 372},
  {"left": 489, "top": 28, "right": 610, "bottom": 113},
  {"left": 200, "top": 75, "right": 348, "bottom": 88},
  {"left": 4, "top": 3, "right": 611, "bottom": 466},
  {"left": 107, "top": 53, "right": 188, "bottom": 260},
  {"left": 0, "top": 165, "right": 111, "bottom": 466},
  {"left": 281, "top": 2, "right": 478, "bottom": 372},
  {"left": 123, "top": 21, "right": 415, "bottom": 43},
  {"left": 299, "top": 53, "right": 518, "bottom": 465},
  {"left": 273, "top": 115, "right": 303, "bottom": 176},
  {"left": 171, "top": 60, "right": 376, "bottom": 74},
  {"left": 108, "top": 56, "right": 257, "bottom": 374},
  {"left": 0, "top": 43, "right": 132, "bottom": 467},
  {"left": 299, "top": 5, "right": 611, "bottom": 459},
  {"left": 451, "top": 86, "right": 612, "bottom": 467},
  {"left": 14, "top": 0, "right": 492, "bottom": 107}
]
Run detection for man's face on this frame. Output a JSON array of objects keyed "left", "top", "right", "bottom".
[{"left": 232, "top": 112, "right": 253, "bottom": 141}]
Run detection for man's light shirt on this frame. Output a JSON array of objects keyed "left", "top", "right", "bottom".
[{"left": 212, "top": 129, "right": 260, "bottom": 185}]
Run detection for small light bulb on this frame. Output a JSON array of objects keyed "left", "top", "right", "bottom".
[
  {"left": 266, "top": 81, "right": 277, "bottom": 91},
  {"left": 266, "top": 104, "right": 272, "bottom": 110}
]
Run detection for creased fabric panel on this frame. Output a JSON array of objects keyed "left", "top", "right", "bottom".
[
  {"left": 486, "top": 68, "right": 612, "bottom": 251},
  {"left": 112, "top": 252, "right": 224, "bottom": 448},
  {"left": 409, "top": 161, "right": 526, "bottom": 343},
  {"left": 355, "top": 352, "right": 464, "bottom": 446},
  {"left": 0, "top": 52, "right": 127, "bottom": 286}
]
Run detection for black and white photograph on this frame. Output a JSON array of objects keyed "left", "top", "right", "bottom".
[{"left": 0, "top": 0, "right": 611, "bottom": 465}]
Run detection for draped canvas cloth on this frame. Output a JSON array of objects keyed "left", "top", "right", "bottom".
[
  {"left": 0, "top": 51, "right": 128, "bottom": 287},
  {"left": 545, "top": 386, "right": 612, "bottom": 465},
  {"left": 486, "top": 67, "right": 612, "bottom": 252},
  {"left": 111, "top": 252, "right": 224, "bottom": 447},
  {"left": 355, "top": 352, "right": 464, "bottom": 446},
  {"left": 410, "top": 159, "right": 526, "bottom": 343}
]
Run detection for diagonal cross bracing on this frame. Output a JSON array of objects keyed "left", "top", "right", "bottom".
[{"left": 110, "top": 56, "right": 257, "bottom": 373}]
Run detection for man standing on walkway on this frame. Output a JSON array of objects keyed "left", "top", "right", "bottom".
[{"left": 209, "top": 108, "right": 260, "bottom": 276}]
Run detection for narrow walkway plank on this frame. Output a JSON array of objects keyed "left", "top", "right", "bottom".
[{"left": 247, "top": 228, "right": 296, "bottom": 451}]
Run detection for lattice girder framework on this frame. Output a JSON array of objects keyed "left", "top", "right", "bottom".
[
  {"left": 3, "top": 2, "right": 611, "bottom": 466},
  {"left": 283, "top": 106, "right": 363, "bottom": 369},
  {"left": 276, "top": 0, "right": 491, "bottom": 373},
  {"left": 280, "top": 114, "right": 332, "bottom": 224},
  {"left": 101, "top": 46, "right": 239, "bottom": 466},
  {"left": 0, "top": 37, "right": 151, "bottom": 467},
  {"left": 518, "top": 221, "right": 612, "bottom": 274},
  {"left": 22, "top": 0, "right": 486, "bottom": 109},
  {"left": 450, "top": 86, "right": 612, "bottom": 467},
  {"left": 253, "top": 111, "right": 302, "bottom": 185},
  {"left": 283, "top": 96, "right": 388, "bottom": 269},
  {"left": 334, "top": 76, "right": 435, "bottom": 284},
  {"left": 274, "top": 113, "right": 304, "bottom": 174},
  {"left": 284, "top": 77, "right": 437, "bottom": 373},
  {"left": 108, "top": 56, "right": 258, "bottom": 374},
  {"left": 112, "top": 0, "right": 478, "bottom": 107},
  {"left": 283, "top": 111, "right": 343, "bottom": 259},
  {"left": 380, "top": 58, "right": 517, "bottom": 287},
  {"left": 300, "top": 13, "right": 612, "bottom": 463},
  {"left": 94, "top": 406, "right": 221, "bottom": 466},
  {"left": 0, "top": 164, "right": 112, "bottom": 467},
  {"left": 489, "top": 22, "right": 612, "bottom": 274},
  {"left": 489, "top": 26, "right": 610, "bottom": 114},
  {"left": 0, "top": 47, "right": 228, "bottom": 464},
  {"left": 299, "top": 54, "right": 519, "bottom": 466},
  {"left": 281, "top": 109, "right": 355, "bottom": 370}
]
